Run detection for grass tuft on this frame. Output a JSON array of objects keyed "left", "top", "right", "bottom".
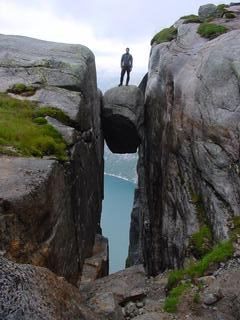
[
  {"left": 164, "top": 283, "right": 190, "bottom": 313},
  {"left": 0, "top": 93, "right": 68, "bottom": 160},
  {"left": 166, "top": 240, "right": 233, "bottom": 291},
  {"left": 181, "top": 14, "right": 202, "bottom": 24},
  {"left": 7, "top": 83, "right": 37, "bottom": 96},
  {"left": 197, "top": 23, "right": 228, "bottom": 39},
  {"left": 33, "top": 106, "right": 72, "bottom": 126},
  {"left": 217, "top": 4, "right": 228, "bottom": 17},
  {"left": 224, "top": 12, "right": 236, "bottom": 19},
  {"left": 230, "top": 216, "right": 240, "bottom": 241},
  {"left": 151, "top": 26, "right": 177, "bottom": 45},
  {"left": 190, "top": 225, "right": 213, "bottom": 258},
  {"left": 164, "top": 240, "right": 233, "bottom": 313}
]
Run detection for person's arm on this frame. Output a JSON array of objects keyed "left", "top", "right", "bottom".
[
  {"left": 130, "top": 55, "right": 133, "bottom": 70},
  {"left": 121, "top": 54, "right": 124, "bottom": 68}
]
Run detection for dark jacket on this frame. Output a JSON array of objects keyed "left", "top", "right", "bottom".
[{"left": 121, "top": 53, "right": 133, "bottom": 68}]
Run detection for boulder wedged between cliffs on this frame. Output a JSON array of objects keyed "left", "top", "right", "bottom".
[{"left": 102, "top": 85, "right": 144, "bottom": 154}]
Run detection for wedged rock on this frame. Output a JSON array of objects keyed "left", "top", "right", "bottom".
[
  {"left": 0, "top": 34, "right": 104, "bottom": 285},
  {"left": 129, "top": 7, "right": 240, "bottom": 275},
  {"left": 0, "top": 257, "right": 98, "bottom": 320},
  {"left": 102, "top": 85, "right": 144, "bottom": 153}
]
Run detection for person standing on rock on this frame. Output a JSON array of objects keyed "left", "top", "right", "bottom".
[{"left": 119, "top": 48, "right": 133, "bottom": 86}]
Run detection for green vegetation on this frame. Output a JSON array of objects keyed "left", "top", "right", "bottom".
[
  {"left": 197, "top": 23, "right": 228, "bottom": 39},
  {"left": 164, "top": 283, "right": 190, "bottom": 313},
  {"left": 217, "top": 4, "right": 228, "bottom": 17},
  {"left": 224, "top": 12, "right": 236, "bottom": 19},
  {"left": 33, "top": 106, "right": 72, "bottom": 126},
  {"left": 0, "top": 93, "right": 68, "bottom": 160},
  {"left": 181, "top": 14, "right": 202, "bottom": 24},
  {"left": 7, "top": 83, "right": 37, "bottom": 96},
  {"left": 164, "top": 240, "right": 233, "bottom": 313},
  {"left": 190, "top": 191, "right": 207, "bottom": 225},
  {"left": 167, "top": 240, "right": 233, "bottom": 292},
  {"left": 193, "top": 291, "right": 201, "bottom": 304},
  {"left": 190, "top": 225, "right": 213, "bottom": 258},
  {"left": 150, "top": 26, "right": 177, "bottom": 45},
  {"left": 230, "top": 216, "right": 240, "bottom": 241},
  {"left": 33, "top": 117, "right": 48, "bottom": 125}
]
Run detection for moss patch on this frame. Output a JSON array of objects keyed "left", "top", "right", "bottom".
[
  {"left": 166, "top": 240, "right": 233, "bottom": 292},
  {"left": 181, "top": 14, "right": 202, "bottom": 24},
  {"left": 224, "top": 12, "right": 236, "bottom": 19},
  {"left": 0, "top": 93, "right": 67, "bottom": 160},
  {"left": 230, "top": 216, "right": 240, "bottom": 241},
  {"left": 217, "top": 4, "right": 228, "bottom": 17},
  {"left": 151, "top": 26, "right": 177, "bottom": 45},
  {"left": 7, "top": 83, "right": 37, "bottom": 97},
  {"left": 190, "top": 225, "right": 213, "bottom": 258},
  {"left": 33, "top": 106, "right": 72, "bottom": 126},
  {"left": 164, "top": 283, "right": 190, "bottom": 313},
  {"left": 164, "top": 240, "right": 233, "bottom": 313},
  {"left": 197, "top": 23, "right": 228, "bottom": 39},
  {"left": 189, "top": 191, "right": 207, "bottom": 225}
]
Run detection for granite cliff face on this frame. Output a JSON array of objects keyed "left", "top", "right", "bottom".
[
  {"left": 0, "top": 35, "right": 104, "bottom": 284},
  {"left": 129, "top": 5, "right": 240, "bottom": 275}
]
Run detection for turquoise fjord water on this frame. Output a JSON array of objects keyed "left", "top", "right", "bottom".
[{"left": 101, "top": 174, "right": 135, "bottom": 273}]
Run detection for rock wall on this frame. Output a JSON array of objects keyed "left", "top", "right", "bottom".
[
  {"left": 0, "top": 35, "right": 104, "bottom": 284},
  {"left": 129, "top": 7, "right": 240, "bottom": 275}
]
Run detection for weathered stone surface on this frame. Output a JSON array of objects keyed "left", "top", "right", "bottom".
[
  {"left": 0, "top": 34, "right": 104, "bottom": 285},
  {"left": 79, "top": 234, "right": 109, "bottom": 287},
  {"left": 129, "top": 6, "right": 240, "bottom": 275},
  {"left": 80, "top": 265, "right": 146, "bottom": 319},
  {"left": 102, "top": 85, "right": 144, "bottom": 153},
  {"left": 0, "top": 257, "right": 98, "bottom": 320},
  {"left": 46, "top": 116, "right": 77, "bottom": 145},
  {"left": 133, "top": 313, "right": 163, "bottom": 320},
  {"left": 198, "top": 4, "right": 217, "bottom": 19}
]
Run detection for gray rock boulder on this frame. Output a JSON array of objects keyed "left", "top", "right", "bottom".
[
  {"left": 198, "top": 4, "right": 217, "bottom": 19},
  {"left": 0, "top": 34, "right": 104, "bottom": 285},
  {"left": 0, "top": 256, "right": 98, "bottom": 320},
  {"left": 80, "top": 265, "right": 146, "bottom": 319},
  {"left": 102, "top": 85, "right": 144, "bottom": 153}
]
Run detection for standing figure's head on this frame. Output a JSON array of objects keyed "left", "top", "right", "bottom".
[{"left": 126, "top": 48, "right": 130, "bottom": 53}]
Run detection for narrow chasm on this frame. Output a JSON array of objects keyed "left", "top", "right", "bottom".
[
  {"left": 101, "top": 144, "right": 137, "bottom": 273},
  {"left": 101, "top": 85, "right": 144, "bottom": 272}
]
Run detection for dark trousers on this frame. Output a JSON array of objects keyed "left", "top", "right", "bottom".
[{"left": 120, "top": 66, "right": 131, "bottom": 85}]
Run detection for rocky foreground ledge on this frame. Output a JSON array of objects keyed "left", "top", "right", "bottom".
[{"left": 1, "top": 256, "right": 240, "bottom": 319}]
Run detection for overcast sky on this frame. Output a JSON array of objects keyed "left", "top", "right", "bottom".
[{"left": 0, "top": 0, "right": 229, "bottom": 90}]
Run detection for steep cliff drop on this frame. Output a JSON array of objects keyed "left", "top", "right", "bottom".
[
  {"left": 0, "top": 35, "right": 105, "bottom": 285},
  {"left": 1, "top": 3, "right": 240, "bottom": 320}
]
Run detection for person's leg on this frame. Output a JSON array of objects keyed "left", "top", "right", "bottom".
[
  {"left": 119, "top": 68, "right": 126, "bottom": 86},
  {"left": 126, "top": 68, "right": 130, "bottom": 85}
]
